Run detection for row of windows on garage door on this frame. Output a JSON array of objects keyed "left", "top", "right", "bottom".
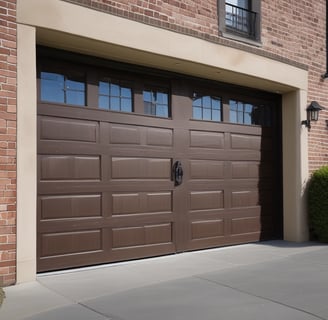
[{"left": 37, "top": 47, "right": 282, "bottom": 272}]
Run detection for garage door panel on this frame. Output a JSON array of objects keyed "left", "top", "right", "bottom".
[
  {"left": 231, "top": 190, "right": 259, "bottom": 208},
  {"left": 191, "top": 220, "right": 224, "bottom": 240},
  {"left": 230, "top": 134, "right": 261, "bottom": 150},
  {"left": 112, "top": 192, "right": 172, "bottom": 215},
  {"left": 190, "top": 130, "right": 224, "bottom": 149},
  {"left": 112, "top": 223, "right": 173, "bottom": 248},
  {"left": 39, "top": 194, "right": 102, "bottom": 220},
  {"left": 231, "top": 162, "right": 260, "bottom": 179},
  {"left": 40, "top": 155, "right": 101, "bottom": 181},
  {"left": 111, "top": 157, "right": 171, "bottom": 179},
  {"left": 190, "top": 160, "right": 225, "bottom": 180},
  {"left": 231, "top": 217, "right": 261, "bottom": 235},
  {"left": 39, "top": 116, "right": 99, "bottom": 143},
  {"left": 40, "top": 229, "right": 103, "bottom": 257},
  {"left": 190, "top": 191, "right": 224, "bottom": 211}
]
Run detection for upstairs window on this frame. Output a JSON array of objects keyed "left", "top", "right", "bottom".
[{"left": 218, "top": 0, "right": 261, "bottom": 43}]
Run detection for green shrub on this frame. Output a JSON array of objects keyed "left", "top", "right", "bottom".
[{"left": 308, "top": 165, "right": 328, "bottom": 242}]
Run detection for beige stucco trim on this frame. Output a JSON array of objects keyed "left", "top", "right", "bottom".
[
  {"left": 282, "top": 90, "right": 309, "bottom": 241},
  {"left": 15, "top": 0, "right": 310, "bottom": 283},
  {"left": 17, "top": 0, "right": 307, "bottom": 94},
  {"left": 16, "top": 24, "right": 37, "bottom": 283}
]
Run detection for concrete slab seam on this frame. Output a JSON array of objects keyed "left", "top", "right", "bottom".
[{"left": 194, "top": 275, "right": 327, "bottom": 320}]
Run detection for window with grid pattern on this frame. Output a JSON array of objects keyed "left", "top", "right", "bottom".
[
  {"left": 98, "top": 81, "right": 133, "bottom": 112},
  {"left": 41, "top": 71, "right": 86, "bottom": 106},
  {"left": 143, "top": 89, "right": 169, "bottom": 118},
  {"left": 192, "top": 95, "right": 222, "bottom": 122}
]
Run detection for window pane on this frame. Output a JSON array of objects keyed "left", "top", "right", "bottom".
[
  {"left": 203, "top": 108, "right": 211, "bottom": 121},
  {"left": 192, "top": 95, "right": 221, "bottom": 122},
  {"left": 99, "top": 81, "right": 109, "bottom": 95},
  {"left": 110, "top": 84, "right": 120, "bottom": 97},
  {"left": 121, "top": 98, "right": 132, "bottom": 112},
  {"left": 41, "top": 72, "right": 65, "bottom": 103},
  {"left": 121, "top": 87, "right": 132, "bottom": 98},
  {"left": 110, "top": 97, "right": 120, "bottom": 111},
  {"left": 66, "top": 78, "right": 85, "bottom": 91},
  {"left": 66, "top": 91, "right": 85, "bottom": 106},
  {"left": 193, "top": 98, "right": 201, "bottom": 107},
  {"left": 202, "top": 96, "right": 211, "bottom": 108},
  {"left": 99, "top": 95, "right": 109, "bottom": 110},
  {"left": 143, "top": 91, "right": 152, "bottom": 102},
  {"left": 193, "top": 107, "right": 202, "bottom": 120},
  {"left": 143, "top": 89, "right": 169, "bottom": 118},
  {"left": 157, "top": 105, "right": 168, "bottom": 117},
  {"left": 230, "top": 110, "right": 237, "bottom": 123},
  {"left": 212, "top": 109, "right": 221, "bottom": 121}
]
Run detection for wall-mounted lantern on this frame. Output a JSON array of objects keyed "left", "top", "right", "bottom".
[{"left": 301, "top": 101, "right": 324, "bottom": 129}]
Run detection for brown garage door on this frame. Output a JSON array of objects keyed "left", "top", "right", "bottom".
[{"left": 37, "top": 50, "right": 282, "bottom": 272}]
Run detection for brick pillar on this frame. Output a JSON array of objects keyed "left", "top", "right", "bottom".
[{"left": 0, "top": 0, "right": 17, "bottom": 286}]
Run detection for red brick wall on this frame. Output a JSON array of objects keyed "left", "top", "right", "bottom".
[{"left": 0, "top": 0, "right": 16, "bottom": 286}]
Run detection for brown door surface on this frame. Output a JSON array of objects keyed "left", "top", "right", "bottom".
[{"left": 37, "top": 52, "right": 282, "bottom": 272}]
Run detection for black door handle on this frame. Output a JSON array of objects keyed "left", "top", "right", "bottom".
[{"left": 172, "top": 161, "right": 183, "bottom": 186}]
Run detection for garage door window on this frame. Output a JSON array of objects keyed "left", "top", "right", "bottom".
[
  {"left": 192, "top": 95, "right": 222, "bottom": 121},
  {"left": 40, "top": 71, "right": 86, "bottom": 106},
  {"left": 143, "top": 89, "right": 169, "bottom": 118},
  {"left": 98, "top": 81, "right": 133, "bottom": 112},
  {"left": 229, "top": 99, "right": 272, "bottom": 126}
]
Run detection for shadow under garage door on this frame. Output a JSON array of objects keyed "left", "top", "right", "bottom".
[{"left": 37, "top": 48, "right": 282, "bottom": 272}]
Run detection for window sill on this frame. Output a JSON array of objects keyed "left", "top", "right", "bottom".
[{"left": 221, "top": 31, "right": 262, "bottom": 47}]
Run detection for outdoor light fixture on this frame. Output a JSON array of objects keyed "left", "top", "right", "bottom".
[{"left": 301, "top": 101, "right": 324, "bottom": 129}]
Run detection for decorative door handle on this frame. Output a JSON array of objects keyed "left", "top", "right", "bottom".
[{"left": 172, "top": 161, "right": 183, "bottom": 186}]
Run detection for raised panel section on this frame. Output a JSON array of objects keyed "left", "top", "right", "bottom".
[
  {"left": 231, "top": 162, "right": 259, "bottom": 179},
  {"left": 40, "top": 230, "right": 102, "bottom": 257},
  {"left": 190, "top": 191, "right": 224, "bottom": 211},
  {"left": 40, "top": 194, "right": 102, "bottom": 219},
  {"left": 190, "top": 160, "right": 224, "bottom": 179},
  {"left": 112, "top": 157, "right": 171, "bottom": 179},
  {"left": 231, "top": 134, "right": 261, "bottom": 150},
  {"left": 112, "top": 223, "right": 172, "bottom": 248},
  {"left": 231, "top": 217, "right": 260, "bottom": 235},
  {"left": 146, "top": 128, "right": 173, "bottom": 146},
  {"left": 112, "top": 192, "right": 172, "bottom": 215},
  {"left": 40, "top": 156, "right": 100, "bottom": 180},
  {"left": 110, "top": 125, "right": 141, "bottom": 144},
  {"left": 191, "top": 220, "right": 224, "bottom": 240},
  {"left": 231, "top": 191, "right": 259, "bottom": 208},
  {"left": 39, "top": 117, "right": 98, "bottom": 142},
  {"left": 190, "top": 131, "right": 224, "bottom": 149}
]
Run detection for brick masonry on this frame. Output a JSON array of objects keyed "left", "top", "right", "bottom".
[
  {"left": 0, "top": 0, "right": 16, "bottom": 286},
  {"left": 0, "top": 0, "right": 327, "bottom": 285}
]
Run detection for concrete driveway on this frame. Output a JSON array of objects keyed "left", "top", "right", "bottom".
[{"left": 1, "top": 241, "right": 328, "bottom": 320}]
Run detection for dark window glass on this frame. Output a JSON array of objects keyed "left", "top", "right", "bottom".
[
  {"left": 143, "top": 89, "right": 169, "bottom": 118},
  {"left": 229, "top": 100, "right": 272, "bottom": 126},
  {"left": 225, "top": 0, "right": 256, "bottom": 39},
  {"left": 98, "top": 81, "right": 133, "bottom": 112},
  {"left": 40, "top": 72, "right": 85, "bottom": 106},
  {"left": 192, "top": 95, "right": 222, "bottom": 122}
]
